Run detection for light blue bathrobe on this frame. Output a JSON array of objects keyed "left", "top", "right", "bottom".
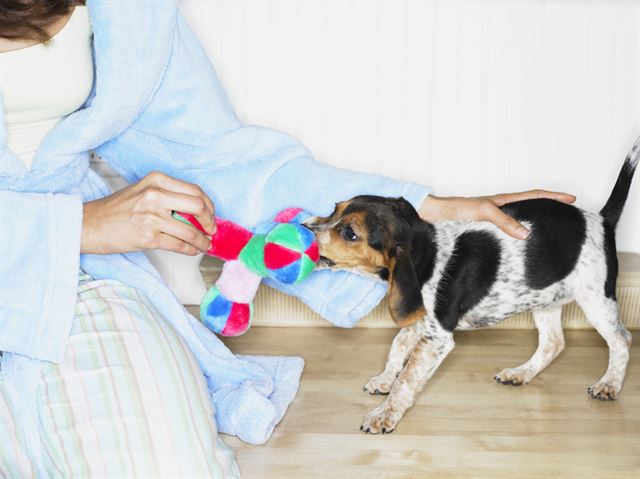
[{"left": 0, "top": 0, "right": 430, "bottom": 469}]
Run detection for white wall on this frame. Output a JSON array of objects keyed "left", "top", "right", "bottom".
[{"left": 179, "top": 0, "right": 640, "bottom": 253}]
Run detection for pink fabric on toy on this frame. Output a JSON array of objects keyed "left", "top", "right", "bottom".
[
  {"left": 264, "top": 243, "right": 301, "bottom": 269},
  {"left": 305, "top": 242, "right": 320, "bottom": 263},
  {"left": 216, "top": 260, "right": 262, "bottom": 304},
  {"left": 273, "top": 208, "right": 304, "bottom": 223},
  {"left": 208, "top": 219, "right": 253, "bottom": 260},
  {"left": 175, "top": 212, "right": 254, "bottom": 260},
  {"left": 222, "top": 303, "right": 251, "bottom": 336}
]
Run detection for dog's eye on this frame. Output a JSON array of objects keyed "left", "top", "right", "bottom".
[{"left": 340, "top": 225, "right": 358, "bottom": 242}]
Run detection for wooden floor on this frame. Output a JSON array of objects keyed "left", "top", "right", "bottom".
[{"left": 221, "top": 327, "right": 640, "bottom": 479}]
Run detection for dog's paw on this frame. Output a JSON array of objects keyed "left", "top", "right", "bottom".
[
  {"left": 494, "top": 368, "right": 533, "bottom": 387},
  {"left": 360, "top": 404, "right": 401, "bottom": 434},
  {"left": 363, "top": 373, "right": 395, "bottom": 395},
  {"left": 587, "top": 381, "right": 620, "bottom": 401}
]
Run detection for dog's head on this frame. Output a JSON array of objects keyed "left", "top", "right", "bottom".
[{"left": 305, "top": 195, "right": 432, "bottom": 328}]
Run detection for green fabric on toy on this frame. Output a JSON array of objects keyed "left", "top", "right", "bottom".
[{"left": 173, "top": 208, "right": 319, "bottom": 336}]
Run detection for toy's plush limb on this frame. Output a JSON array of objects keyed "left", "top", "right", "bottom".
[
  {"left": 207, "top": 218, "right": 254, "bottom": 260},
  {"left": 201, "top": 285, "right": 254, "bottom": 336},
  {"left": 173, "top": 212, "right": 253, "bottom": 260},
  {"left": 173, "top": 211, "right": 258, "bottom": 336},
  {"left": 202, "top": 260, "right": 262, "bottom": 335}
]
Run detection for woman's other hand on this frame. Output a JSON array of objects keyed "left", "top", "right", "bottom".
[
  {"left": 419, "top": 190, "right": 576, "bottom": 240},
  {"left": 81, "top": 171, "right": 216, "bottom": 255}
]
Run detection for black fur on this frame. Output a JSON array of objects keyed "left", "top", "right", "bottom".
[
  {"left": 393, "top": 249, "right": 427, "bottom": 320},
  {"left": 409, "top": 222, "right": 438, "bottom": 286},
  {"left": 434, "top": 231, "right": 502, "bottom": 331},
  {"left": 393, "top": 221, "right": 438, "bottom": 322},
  {"left": 377, "top": 267, "right": 390, "bottom": 281},
  {"left": 500, "top": 199, "right": 586, "bottom": 290},
  {"left": 602, "top": 221, "right": 618, "bottom": 300},
  {"left": 600, "top": 146, "right": 640, "bottom": 229},
  {"left": 599, "top": 142, "right": 640, "bottom": 298}
]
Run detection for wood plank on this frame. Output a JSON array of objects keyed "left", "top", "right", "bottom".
[{"left": 221, "top": 328, "right": 640, "bottom": 479}]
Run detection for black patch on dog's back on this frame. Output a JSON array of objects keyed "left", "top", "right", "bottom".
[
  {"left": 435, "top": 231, "right": 501, "bottom": 331},
  {"left": 500, "top": 199, "right": 586, "bottom": 290},
  {"left": 602, "top": 220, "right": 618, "bottom": 299}
]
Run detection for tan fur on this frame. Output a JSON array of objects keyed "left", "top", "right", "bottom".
[{"left": 310, "top": 205, "right": 389, "bottom": 273}]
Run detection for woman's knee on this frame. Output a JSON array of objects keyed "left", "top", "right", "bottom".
[{"left": 37, "top": 282, "right": 239, "bottom": 477}]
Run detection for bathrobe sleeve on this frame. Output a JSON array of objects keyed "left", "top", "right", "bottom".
[
  {"left": 95, "top": 13, "right": 431, "bottom": 327},
  {"left": 0, "top": 190, "right": 83, "bottom": 362}
]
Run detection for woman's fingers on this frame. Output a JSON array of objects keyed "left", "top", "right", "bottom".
[
  {"left": 154, "top": 233, "right": 200, "bottom": 256},
  {"left": 141, "top": 187, "right": 213, "bottom": 235},
  {"left": 157, "top": 211, "right": 211, "bottom": 252},
  {"left": 480, "top": 203, "right": 530, "bottom": 240},
  {"left": 81, "top": 171, "right": 217, "bottom": 256},
  {"left": 144, "top": 171, "right": 216, "bottom": 233},
  {"left": 491, "top": 189, "right": 576, "bottom": 206},
  {"left": 484, "top": 189, "right": 577, "bottom": 239}
]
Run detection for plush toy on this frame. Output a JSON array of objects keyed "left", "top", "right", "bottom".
[{"left": 172, "top": 208, "right": 319, "bottom": 336}]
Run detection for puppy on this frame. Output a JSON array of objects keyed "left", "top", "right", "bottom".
[{"left": 306, "top": 137, "right": 639, "bottom": 434}]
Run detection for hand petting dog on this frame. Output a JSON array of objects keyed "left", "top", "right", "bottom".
[{"left": 419, "top": 190, "right": 577, "bottom": 240}]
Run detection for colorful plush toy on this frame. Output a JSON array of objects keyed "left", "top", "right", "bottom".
[{"left": 172, "top": 208, "right": 319, "bottom": 336}]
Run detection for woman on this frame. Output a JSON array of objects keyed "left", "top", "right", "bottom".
[{"left": 0, "top": 1, "right": 575, "bottom": 476}]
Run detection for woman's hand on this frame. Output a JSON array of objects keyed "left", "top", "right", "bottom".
[
  {"left": 81, "top": 171, "right": 216, "bottom": 255},
  {"left": 419, "top": 190, "right": 576, "bottom": 240}
]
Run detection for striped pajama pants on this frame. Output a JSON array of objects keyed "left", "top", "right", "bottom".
[{"left": 1, "top": 272, "right": 240, "bottom": 478}]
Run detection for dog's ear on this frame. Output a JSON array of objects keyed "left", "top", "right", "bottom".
[{"left": 388, "top": 248, "right": 426, "bottom": 327}]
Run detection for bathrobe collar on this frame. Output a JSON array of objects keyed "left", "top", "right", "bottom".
[{"left": 1, "top": 0, "right": 176, "bottom": 186}]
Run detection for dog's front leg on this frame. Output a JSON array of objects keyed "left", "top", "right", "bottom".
[
  {"left": 361, "top": 320, "right": 454, "bottom": 434},
  {"left": 363, "top": 322, "right": 421, "bottom": 395}
]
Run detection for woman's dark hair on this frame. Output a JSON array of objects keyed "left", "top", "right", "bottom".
[{"left": 0, "top": 1, "right": 85, "bottom": 42}]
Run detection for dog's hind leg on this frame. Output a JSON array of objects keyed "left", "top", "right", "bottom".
[
  {"left": 363, "top": 322, "right": 421, "bottom": 395},
  {"left": 576, "top": 292, "right": 631, "bottom": 400},
  {"left": 495, "top": 306, "right": 565, "bottom": 386}
]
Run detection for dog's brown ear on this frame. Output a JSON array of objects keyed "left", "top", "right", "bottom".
[{"left": 388, "top": 249, "right": 426, "bottom": 327}]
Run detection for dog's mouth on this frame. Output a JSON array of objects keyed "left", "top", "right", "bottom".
[{"left": 318, "top": 256, "right": 336, "bottom": 268}]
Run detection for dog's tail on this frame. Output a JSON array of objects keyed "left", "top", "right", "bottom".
[{"left": 600, "top": 135, "right": 640, "bottom": 230}]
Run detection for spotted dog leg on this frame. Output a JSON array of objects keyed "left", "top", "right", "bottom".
[
  {"left": 577, "top": 292, "right": 631, "bottom": 400},
  {"left": 361, "top": 320, "right": 454, "bottom": 434},
  {"left": 495, "top": 306, "right": 565, "bottom": 386},
  {"left": 363, "top": 323, "right": 421, "bottom": 395}
]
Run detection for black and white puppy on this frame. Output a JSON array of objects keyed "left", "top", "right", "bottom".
[{"left": 306, "top": 136, "right": 639, "bottom": 434}]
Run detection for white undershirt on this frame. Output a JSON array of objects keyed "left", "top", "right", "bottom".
[{"left": 0, "top": 6, "right": 94, "bottom": 170}]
